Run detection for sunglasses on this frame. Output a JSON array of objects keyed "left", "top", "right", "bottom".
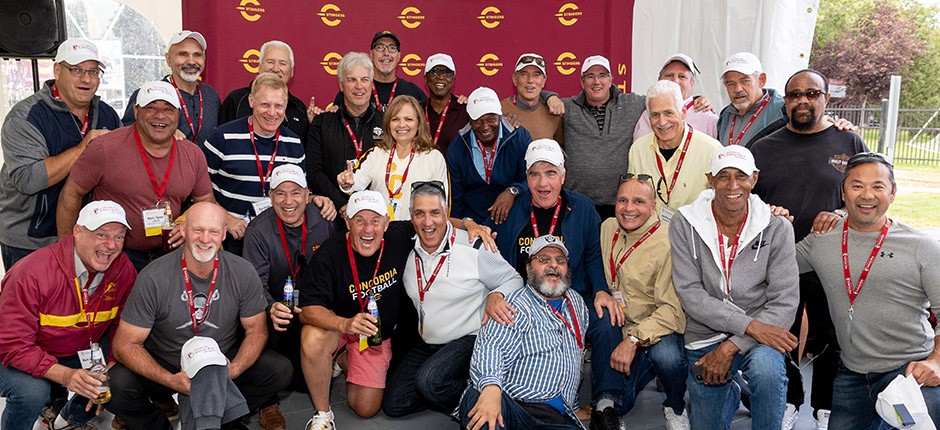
[
  {"left": 784, "top": 89, "right": 825, "bottom": 102},
  {"left": 411, "top": 180, "right": 447, "bottom": 196},
  {"left": 516, "top": 55, "right": 546, "bottom": 68},
  {"left": 846, "top": 152, "right": 892, "bottom": 168},
  {"left": 427, "top": 68, "right": 454, "bottom": 78},
  {"left": 618, "top": 173, "right": 654, "bottom": 184}
]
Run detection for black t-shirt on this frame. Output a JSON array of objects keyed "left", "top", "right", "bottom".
[
  {"left": 299, "top": 221, "right": 414, "bottom": 336},
  {"left": 659, "top": 146, "right": 678, "bottom": 160},
  {"left": 514, "top": 195, "right": 568, "bottom": 278},
  {"left": 750, "top": 126, "right": 868, "bottom": 241},
  {"left": 332, "top": 77, "right": 428, "bottom": 111}
]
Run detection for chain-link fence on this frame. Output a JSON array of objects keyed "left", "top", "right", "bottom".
[{"left": 828, "top": 102, "right": 940, "bottom": 165}]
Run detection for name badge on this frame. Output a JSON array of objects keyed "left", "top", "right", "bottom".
[
  {"left": 358, "top": 334, "right": 370, "bottom": 352},
  {"left": 142, "top": 207, "right": 165, "bottom": 237},
  {"left": 252, "top": 197, "right": 272, "bottom": 216},
  {"left": 78, "top": 348, "right": 94, "bottom": 370},
  {"left": 659, "top": 206, "right": 675, "bottom": 223},
  {"left": 611, "top": 290, "right": 626, "bottom": 309}
]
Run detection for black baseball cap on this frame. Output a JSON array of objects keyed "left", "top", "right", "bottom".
[{"left": 371, "top": 30, "right": 400, "bottom": 48}]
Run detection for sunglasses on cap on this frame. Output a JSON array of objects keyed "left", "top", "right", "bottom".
[
  {"left": 846, "top": 152, "right": 892, "bottom": 168},
  {"left": 784, "top": 89, "right": 825, "bottom": 102},
  {"left": 411, "top": 180, "right": 447, "bottom": 195},
  {"left": 517, "top": 55, "right": 546, "bottom": 68}
]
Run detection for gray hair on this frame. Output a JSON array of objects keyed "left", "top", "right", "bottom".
[
  {"left": 259, "top": 40, "right": 294, "bottom": 68},
  {"left": 337, "top": 52, "right": 374, "bottom": 83},
  {"left": 646, "top": 80, "right": 684, "bottom": 113},
  {"left": 409, "top": 182, "right": 448, "bottom": 210}
]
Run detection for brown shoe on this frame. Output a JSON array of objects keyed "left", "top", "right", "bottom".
[
  {"left": 259, "top": 404, "right": 287, "bottom": 430},
  {"left": 153, "top": 398, "right": 180, "bottom": 421},
  {"left": 110, "top": 416, "right": 127, "bottom": 430}
]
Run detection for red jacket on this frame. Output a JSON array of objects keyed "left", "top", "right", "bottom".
[{"left": 0, "top": 235, "right": 136, "bottom": 378}]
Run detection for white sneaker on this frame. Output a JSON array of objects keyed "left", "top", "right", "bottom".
[
  {"left": 815, "top": 409, "right": 831, "bottom": 429},
  {"left": 663, "top": 407, "right": 690, "bottom": 430},
  {"left": 781, "top": 403, "right": 799, "bottom": 430},
  {"left": 306, "top": 410, "right": 336, "bottom": 430}
]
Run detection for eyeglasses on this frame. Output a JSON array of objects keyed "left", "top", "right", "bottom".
[
  {"left": 426, "top": 68, "right": 454, "bottom": 78},
  {"left": 784, "top": 89, "right": 825, "bottom": 102},
  {"left": 846, "top": 152, "right": 892, "bottom": 169},
  {"left": 66, "top": 66, "right": 103, "bottom": 79},
  {"left": 372, "top": 44, "right": 399, "bottom": 53},
  {"left": 411, "top": 180, "right": 447, "bottom": 195},
  {"left": 516, "top": 55, "right": 546, "bottom": 68},
  {"left": 530, "top": 255, "right": 569, "bottom": 265},
  {"left": 582, "top": 72, "right": 610, "bottom": 81},
  {"left": 618, "top": 173, "right": 653, "bottom": 184}
]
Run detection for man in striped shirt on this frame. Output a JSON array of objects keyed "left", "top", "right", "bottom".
[{"left": 460, "top": 235, "right": 588, "bottom": 430}]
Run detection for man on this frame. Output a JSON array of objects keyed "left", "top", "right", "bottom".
[
  {"left": 382, "top": 181, "right": 523, "bottom": 418},
  {"left": 628, "top": 80, "right": 721, "bottom": 223},
  {"left": 500, "top": 53, "right": 564, "bottom": 143},
  {"left": 332, "top": 31, "right": 427, "bottom": 111},
  {"left": 716, "top": 52, "right": 785, "bottom": 148},
  {"left": 494, "top": 138, "right": 626, "bottom": 425},
  {"left": 0, "top": 201, "right": 135, "bottom": 430},
  {"left": 422, "top": 53, "right": 469, "bottom": 154},
  {"left": 598, "top": 176, "right": 688, "bottom": 430},
  {"left": 795, "top": 152, "right": 940, "bottom": 428},
  {"left": 123, "top": 30, "right": 220, "bottom": 144},
  {"left": 55, "top": 81, "right": 232, "bottom": 273},
  {"left": 635, "top": 53, "right": 719, "bottom": 139},
  {"left": 219, "top": 40, "right": 312, "bottom": 144},
  {"left": 307, "top": 52, "right": 384, "bottom": 209},
  {"left": 669, "top": 145, "right": 799, "bottom": 429},
  {"left": 460, "top": 236, "right": 588, "bottom": 429},
  {"left": 243, "top": 164, "right": 336, "bottom": 393},
  {"left": 106, "top": 202, "right": 291, "bottom": 430},
  {"left": 447, "top": 86, "right": 530, "bottom": 225},
  {"left": 749, "top": 68, "right": 868, "bottom": 429},
  {"left": 0, "top": 38, "right": 120, "bottom": 269}
]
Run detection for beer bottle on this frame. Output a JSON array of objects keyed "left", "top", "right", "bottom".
[
  {"left": 161, "top": 202, "right": 174, "bottom": 253},
  {"left": 89, "top": 343, "right": 111, "bottom": 404},
  {"left": 281, "top": 277, "right": 295, "bottom": 311},
  {"left": 366, "top": 295, "right": 382, "bottom": 346}
]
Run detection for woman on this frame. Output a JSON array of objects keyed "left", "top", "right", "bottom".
[{"left": 338, "top": 95, "right": 448, "bottom": 220}]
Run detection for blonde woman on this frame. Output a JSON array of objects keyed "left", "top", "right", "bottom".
[{"left": 338, "top": 95, "right": 448, "bottom": 220}]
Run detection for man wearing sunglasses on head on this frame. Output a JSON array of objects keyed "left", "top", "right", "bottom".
[
  {"left": 331, "top": 31, "right": 427, "bottom": 112},
  {"left": 749, "top": 69, "right": 868, "bottom": 430},
  {"left": 500, "top": 54, "right": 564, "bottom": 144}
]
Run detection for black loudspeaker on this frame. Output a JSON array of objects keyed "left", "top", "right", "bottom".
[{"left": 0, "top": 0, "right": 67, "bottom": 59}]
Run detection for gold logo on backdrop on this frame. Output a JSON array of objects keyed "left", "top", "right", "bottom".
[
  {"left": 236, "top": 0, "right": 264, "bottom": 22},
  {"left": 477, "top": 6, "right": 503, "bottom": 29},
  {"left": 555, "top": 3, "right": 582, "bottom": 26},
  {"left": 400, "top": 54, "right": 425, "bottom": 76},
  {"left": 398, "top": 6, "right": 424, "bottom": 29},
  {"left": 320, "top": 52, "right": 342, "bottom": 75},
  {"left": 477, "top": 54, "right": 502, "bottom": 76},
  {"left": 318, "top": 3, "right": 344, "bottom": 26},
  {"left": 239, "top": 49, "right": 261, "bottom": 73},
  {"left": 555, "top": 52, "right": 580, "bottom": 75}
]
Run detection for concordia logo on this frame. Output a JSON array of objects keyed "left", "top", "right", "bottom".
[
  {"left": 477, "top": 54, "right": 502, "bottom": 76},
  {"left": 555, "top": 3, "right": 582, "bottom": 26},
  {"left": 477, "top": 6, "right": 503, "bottom": 29},
  {"left": 236, "top": 0, "right": 265, "bottom": 22},
  {"left": 239, "top": 49, "right": 261, "bottom": 73},
  {"left": 400, "top": 54, "right": 425, "bottom": 76},
  {"left": 320, "top": 52, "right": 342, "bottom": 75},
  {"left": 398, "top": 6, "right": 424, "bottom": 29},
  {"left": 318, "top": 3, "right": 344, "bottom": 26},
  {"left": 554, "top": 52, "right": 580, "bottom": 75}
]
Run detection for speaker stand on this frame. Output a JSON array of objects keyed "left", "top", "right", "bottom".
[{"left": 30, "top": 59, "right": 39, "bottom": 93}]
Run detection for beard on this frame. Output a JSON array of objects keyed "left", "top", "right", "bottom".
[
  {"left": 189, "top": 243, "right": 217, "bottom": 263},
  {"left": 178, "top": 65, "right": 202, "bottom": 83},
  {"left": 529, "top": 267, "right": 571, "bottom": 299},
  {"left": 790, "top": 105, "right": 818, "bottom": 131}
]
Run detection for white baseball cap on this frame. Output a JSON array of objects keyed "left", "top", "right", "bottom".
[
  {"left": 466, "top": 87, "right": 502, "bottom": 120},
  {"left": 722, "top": 52, "right": 763, "bottom": 77},
  {"left": 270, "top": 164, "right": 307, "bottom": 190},
  {"left": 515, "top": 53, "right": 546, "bottom": 75},
  {"left": 581, "top": 55, "right": 610, "bottom": 76},
  {"left": 54, "top": 38, "right": 105, "bottom": 68},
  {"left": 529, "top": 235, "right": 569, "bottom": 257},
  {"left": 661, "top": 53, "right": 700, "bottom": 77},
  {"left": 346, "top": 190, "right": 388, "bottom": 218},
  {"left": 424, "top": 53, "right": 456, "bottom": 75},
  {"left": 525, "top": 139, "right": 565, "bottom": 170},
  {"left": 180, "top": 336, "right": 227, "bottom": 378},
  {"left": 136, "top": 81, "right": 181, "bottom": 109},
  {"left": 167, "top": 30, "right": 207, "bottom": 52},
  {"left": 76, "top": 200, "right": 131, "bottom": 231},
  {"left": 710, "top": 145, "right": 759, "bottom": 176}
]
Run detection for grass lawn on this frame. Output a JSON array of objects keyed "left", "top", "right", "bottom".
[{"left": 889, "top": 192, "right": 940, "bottom": 229}]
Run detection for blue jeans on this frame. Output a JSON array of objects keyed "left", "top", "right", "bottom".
[
  {"left": 620, "top": 333, "right": 687, "bottom": 415},
  {"left": 585, "top": 295, "right": 628, "bottom": 413},
  {"left": 0, "top": 241, "right": 34, "bottom": 271},
  {"left": 686, "top": 343, "right": 786, "bottom": 430},
  {"left": 830, "top": 360, "right": 940, "bottom": 429},
  {"left": 382, "top": 334, "right": 475, "bottom": 417},
  {"left": 459, "top": 386, "right": 580, "bottom": 429},
  {"left": 0, "top": 357, "right": 98, "bottom": 430}
]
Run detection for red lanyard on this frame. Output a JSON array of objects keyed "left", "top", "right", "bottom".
[
  {"left": 608, "top": 222, "right": 661, "bottom": 285},
  {"left": 169, "top": 76, "right": 203, "bottom": 140},
  {"left": 52, "top": 84, "right": 90, "bottom": 137},
  {"left": 73, "top": 275, "right": 108, "bottom": 343},
  {"left": 415, "top": 228, "right": 456, "bottom": 303},
  {"left": 728, "top": 93, "right": 770, "bottom": 146},
  {"left": 685, "top": 99, "right": 695, "bottom": 110},
  {"left": 385, "top": 145, "right": 416, "bottom": 199},
  {"left": 276, "top": 213, "right": 307, "bottom": 278},
  {"left": 842, "top": 218, "right": 891, "bottom": 312},
  {"left": 713, "top": 204, "right": 748, "bottom": 298},
  {"left": 247, "top": 117, "right": 281, "bottom": 196},
  {"left": 134, "top": 126, "right": 177, "bottom": 202},
  {"left": 373, "top": 79, "right": 398, "bottom": 112},
  {"left": 477, "top": 140, "right": 497, "bottom": 183},
  {"left": 425, "top": 99, "right": 451, "bottom": 147},
  {"left": 547, "top": 294, "right": 583, "bottom": 349},
  {"left": 531, "top": 196, "right": 562, "bottom": 237},
  {"left": 653, "top": 125, "right": 694, "bottom": 205},
  {"left": 181, "top": 253, "right": 219, "bottom": 336},
  {"left": 342, "top": 118, "right": 364, "bottom": 158},
  {"left": 346, "top": 238, "right": 386, "bottom": 313}
]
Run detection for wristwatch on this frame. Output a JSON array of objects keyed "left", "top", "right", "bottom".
[
  {"left": 508, "top": 186, "right": 520, "bottom": 196},
  {"left": 460, "top": 217, "right": 474, "bottom": 230},
  {"left": 834, "top": 209, "right": 848, "bottom": 218}
]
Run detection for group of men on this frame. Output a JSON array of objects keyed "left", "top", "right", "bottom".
[{"left": 1, "top": 25, "right": 939, "bottom": 430}]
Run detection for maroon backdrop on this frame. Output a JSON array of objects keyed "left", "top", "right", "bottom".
[{"left": 182, "top": 0, "right": 635, "bottom": 105}]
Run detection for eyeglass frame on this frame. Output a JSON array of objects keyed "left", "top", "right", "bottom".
[
  {"left": 372, "top": 44, "right": 399, "bottom": 53},
  {"left": 64, "top": 66, "right": 103, "bottom": 79},
  {"left": 783, "top": 89, "right": 826, "bottom": 103}
]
